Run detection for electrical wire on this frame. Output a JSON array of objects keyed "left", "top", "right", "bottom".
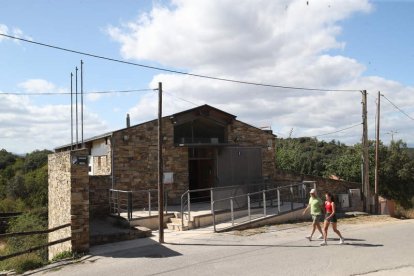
[
  {"left": 381, "top": 94, "right": 414, "bottom": 121},
  {"left": 0, "top": 33, "right": 362, "bottom": 93},
  {"left": 162, "top": 90, "right": 200, "bottom": 107},
  {"left": 312, "top": 122, "right": 362, "bottom": 138},
  {"left": 0, "top": 88, "right": 155, "bottom": 96}
]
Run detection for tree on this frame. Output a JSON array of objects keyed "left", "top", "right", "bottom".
[
  {"left": 379, "top": 140, "right": 414, "bottom": 208},
  {"left": 24, "top": 150, "right": 52, "bottom": 172}
]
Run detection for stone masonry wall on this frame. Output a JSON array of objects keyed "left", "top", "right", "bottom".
[
  {"left": 89, "top": 176, "right": 111, "bottom": 217},
  {"left": 274, "top": 169, "right": 361, "bottom": 194},
  {"left": 92, "top": 155, "right": 111, "bottom": 175},
  {"left": 228, "top": 120, "right": 276, "bottom": 180},
  {"left": 112, "top": 118, "right": 188, "bottom": 205},
  {"left": 48, "top": 151, "right": 72, "bottom": 260},
  {"left": 48, "top": 149, "right": 90, "bottom": 260},
  {"left": 70, "top": 149, "right": 90, "bottom": 253}
]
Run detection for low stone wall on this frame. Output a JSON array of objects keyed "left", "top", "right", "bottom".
[
  {"left": 89, "top": 176, "right": 111, "bottom": 217},
  {"left": 273, "top": 169, "right": 361, "bottom": 194}
]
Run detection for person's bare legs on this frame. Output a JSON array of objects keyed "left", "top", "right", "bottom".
[
  {"left": 320, "top": 220, "right": 329, "bottom": 245},
  {"left": 332, "top": 222, "right": 344, "bottom": 243}
]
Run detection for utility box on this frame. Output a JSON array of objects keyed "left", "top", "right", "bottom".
[{"left": 337, "top": 194, "right": 350, "bottom": 208}]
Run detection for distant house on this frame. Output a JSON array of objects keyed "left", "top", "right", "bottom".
[{"left": 54, "top": 104, "right": 276, "bottom": 203}]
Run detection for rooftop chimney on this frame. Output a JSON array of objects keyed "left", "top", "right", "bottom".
[{"left": 126, "top": 113, "right": 130, "bottom": 128}]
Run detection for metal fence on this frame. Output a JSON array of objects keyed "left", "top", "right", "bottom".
[
  {"left": 0, "top": 223, "right": 71, "bottom": 261},
  {"left": 210, "top": 181, "right": 316, "bottom": 231},
  {"left": 109, "top": 189, "right": 169, "bottom": 220}
]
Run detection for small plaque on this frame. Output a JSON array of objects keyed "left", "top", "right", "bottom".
[{"left": 163, "top": 172, "right": 174, "bottom": 184}]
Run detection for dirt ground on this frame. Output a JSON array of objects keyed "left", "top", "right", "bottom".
[{"left": 232, "top": 215, "right": 403, "bottom": 236}]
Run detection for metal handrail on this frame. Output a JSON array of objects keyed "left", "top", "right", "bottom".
[
  {"left": 109, "top": 188, "right": 169, "bottom": 220},
  {"left": 211, "top": 181, "right": 315, "bottom": 231},
  {"left": 178, "top": 181, "right": 308, "bottom": 229}
]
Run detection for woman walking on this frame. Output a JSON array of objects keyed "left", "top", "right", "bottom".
[
  {"left": 302, "top": 188, "right": 324, "bottom": 241},
  {"left": 320, "top": 192, "right": 345, "bottom": 246}
]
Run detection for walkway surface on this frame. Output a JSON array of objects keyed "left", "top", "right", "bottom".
[{"left": 34, "top": 216, "right": 414, "bottom": 276}]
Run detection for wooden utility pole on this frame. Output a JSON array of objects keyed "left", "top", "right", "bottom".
[
  {"left": 374, "top": 91, "right": 380, "bottom": 214},
  {"left": 158, "top": 82, "right": 164, "bottom": 243},
  {"left": 361, "top": 90, "right": 370, "bottom": 212}
]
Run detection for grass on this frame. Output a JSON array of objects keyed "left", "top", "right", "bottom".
[{"left": 0, "top": 253, "right": 45, "bottom": 274}]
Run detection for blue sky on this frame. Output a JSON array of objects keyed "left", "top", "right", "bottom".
[{"left": 1, "top": 0, "right": 414, "bottom": 153}]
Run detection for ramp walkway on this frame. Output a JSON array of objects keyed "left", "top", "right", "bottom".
[{"left": 109, "top": 181, "right": 316, "bottom": 232}]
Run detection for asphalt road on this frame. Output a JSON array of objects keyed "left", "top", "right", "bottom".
[{"left": 35, "top": 218, "right": 414, "bottom": 276}]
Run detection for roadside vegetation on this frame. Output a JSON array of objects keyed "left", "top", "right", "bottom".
[
  {"left": 275, "top": 138, "right": 414, "bottom": 209},
  {"left": 0, "top": 149, "right": 51, "bottom": 273}
]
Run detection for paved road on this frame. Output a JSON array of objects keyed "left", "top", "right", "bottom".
[{"left": 36, "top": 219, "right": 414, "bottom": 276}]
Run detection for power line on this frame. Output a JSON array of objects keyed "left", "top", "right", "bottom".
[
  {"left": 381, "top": 94, "right": 414, "bottom": 121},
  {"left": 0, "top": 88, "right": 155, "bottom": 96},
  {"left": 162, "top": 90, "right": 200, "bottom": 107},
  {"left": 0, "top": 33, "right": 362, "bottom": 93},
  {"left": 313, "top": 122, "right": 362, "bottom": 138}
]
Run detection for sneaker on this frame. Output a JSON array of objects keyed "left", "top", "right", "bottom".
[
  {"left": 320, "top": 241, "right": 327, "bottom": 246},
  {"left": 339, "top": 238, "right": 344, "bottom": 245},
  {"left": 305, "top": 235, "right": 312, "bottom": 241},
  {"left": 317, "top": 234, "right": 324, "bottom": 239}
]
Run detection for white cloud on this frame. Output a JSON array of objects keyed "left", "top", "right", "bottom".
[
  {"left": 0, "top": 23, "right": 32, "bottom": 42},
  {"left": 107, "top": 0, "right": 414, "bottom": 146},
  {"left": 0, "top": 91, "right": 109, "bottom": 153},
  {"left": 18, "top": 79, "right": 56, "bottom": 93}
]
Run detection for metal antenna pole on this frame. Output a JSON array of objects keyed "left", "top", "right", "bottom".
[
  {"left": 75, "top": 67, "right": 79, "bottom": 149},
  {"left": 81, "top": 60, "right": 84, "bottom": 147},
  {"left": 71, "top": 72, "right": 73, "bottom": 150}
]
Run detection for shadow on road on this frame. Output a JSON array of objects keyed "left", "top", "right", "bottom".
[
  {"left": 92, "top": 240, "right": 183, "bottom": 259},
  {"left": 346, "top": 243, "right": 383, "bottom": 247},
  {"left": 166, "top": 242, "right": 315, "bottom": 248}
]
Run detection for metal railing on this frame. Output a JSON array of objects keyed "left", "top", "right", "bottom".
[
  {"left": 211, "top": 181, "right": 316, "bottom": 231},
  {"left": 109, "top": 189, "right": 169, "bottom": 220},
  {"left": 179, "top": 180, "right": 303, "bottom": 228}
]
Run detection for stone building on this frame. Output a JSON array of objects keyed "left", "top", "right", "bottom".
[
  {"left": 55, "top": 104, "right": 276, "bottom": 203},
  {"left": 48, "top": 105, "right": 276, "bottom": 258}
]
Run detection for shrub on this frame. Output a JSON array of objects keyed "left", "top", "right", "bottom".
[{"left": 2, "top": 253, "right": 45, "bottom": 274}]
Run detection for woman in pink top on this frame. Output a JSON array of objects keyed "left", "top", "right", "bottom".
[{"left": 320, "top": 192, "right": 345, "bottom": 246}]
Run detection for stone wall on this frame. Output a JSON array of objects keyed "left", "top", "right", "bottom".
[
  {"left": 70, "top": 149, "right": 90, "bottom": 253},
  {"left": 48, "top": 149, "right": 90, "bottom": 260},
  {"left": 112, "top": 118, "right": 188, "bottom": 205},
  {"left": 228, "top": 120, "right": 276, "bottom": 180},
  {"left": 273, "top": 169, "right": 361, "bottom": 194},
  {"left": 92, "top": 155, "right": 111, "bottom": 176},
  {"left": 48, "top": 151, "right": 72, "bottom": 260},
  {"left": 89, "top": 176, "right": 111, "bottom": 217}
]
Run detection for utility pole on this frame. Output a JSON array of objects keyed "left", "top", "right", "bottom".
[
  {"left": 361, "top": 90, "right": 370, "bottom": 212},
  {"left": 386, "top": 130, "right": 398, "bottom": 142},
  {"left": 158, "top": 82, "right": 164, "bottom": 243},
  {"left": 374, "top": 91, "right": 380, "bottom": 214}
]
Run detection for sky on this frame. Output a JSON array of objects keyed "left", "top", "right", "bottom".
[{"left": 1, "top": 0, "right": 414, "bottom": 154}]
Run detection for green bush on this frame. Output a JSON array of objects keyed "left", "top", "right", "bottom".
[
  {"left": 1, "top": 253, "right": 45, "bottom": 274},
  {"left": 6, "top": 212, "right": 48, "bottom": 261}
]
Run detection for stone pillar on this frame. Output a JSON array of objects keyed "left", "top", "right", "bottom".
[
  {"left": 48, "top": 149, "right": 90, "bottom": 260},
  {"left": 70, "top": 149, "right": 90, "bottom": 253}
]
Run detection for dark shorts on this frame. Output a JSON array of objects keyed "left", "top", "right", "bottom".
[
  {"left": 325, "top": 213, "right": 337, "bottom": 223},
  {"left": 312, "top": 214, "right": 322, "bottom": 223}
]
